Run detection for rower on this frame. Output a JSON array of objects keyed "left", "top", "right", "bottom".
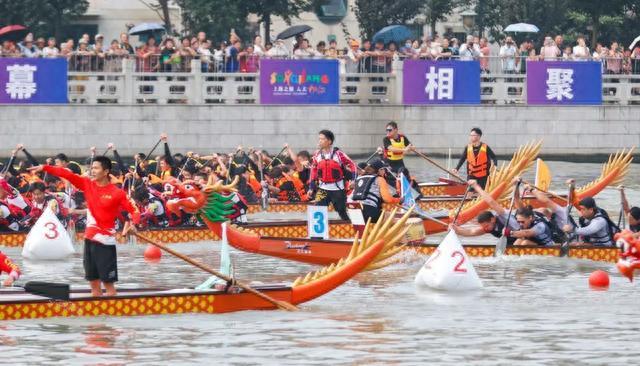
[
  {"left": 453, "top": 127, "right": 497, "bottom": 189},
  {"left": 509, "top": 206, "right": 555, "bottom": 246},
  {"left": 351, "top": 159, "right": 400, "bottom": 224},
  {"left": 29, "top": 156, "right": 139, "bottom": 297},
  {"left": 562, "top": 197, "right": 619, "bottom": 247},
  {"left": 619, "top": 186, "right": 640, "bottom": 233},
  {"left": 450, "top": 179, "right": 519, "bottom": 244},
  {"left": 521, "top": 180, "right": 572, "bottom": 243},
  {"left": 308, "top": 129, "right": 356, "bottom": 221},
  {"left": 382, "top": 121, "right": 413, "bottom": 174},
  {"left": 0, "top": 250, "right": 20, "bottom": 287}
]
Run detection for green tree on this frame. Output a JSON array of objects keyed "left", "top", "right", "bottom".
[
  {"left": 176, "top": 0, "right": 248, "bottom": 43},
  {"left": 0, "top": 0, "right": 89, "bottom": 40},
  {"left": 138, "top": 0, "right": 174, "bottom": 34},
  {"left": 353, "top": 0, "right": 424, "bottom": 40},
  {"left": 240, "top": 0, "right": 313, "bottom": 41},
  {"left": 424, "top": 0, "right": 471, "bottom": 37},
  {"left": 568, "top": 0, "right": 629, "bottom": 47}
]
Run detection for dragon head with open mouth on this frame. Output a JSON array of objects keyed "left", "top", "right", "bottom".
[{"left": 165, "top": 176, "right": 239, "bottom": 223}]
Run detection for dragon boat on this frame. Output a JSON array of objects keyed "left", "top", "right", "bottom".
[{"left": 0, "top": 209, "right": 411, "bottom": 321}]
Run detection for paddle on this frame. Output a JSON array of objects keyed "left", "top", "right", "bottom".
[
  {"left": 521, "top": 179, "right": 568, "bottom": 203},
  {"left": 412, "top": 148, "right": 466, "bottom": 183},
  {"left": 263, "top": 146, "right": 288, "bottom": 172},
  {"left": 494, "top": 181, "right": 521, "bottom": 257},
  {"left": 396, "top": 204, "right": 448, "bottom": 227},
  {"left": 452, "top": 184, "right": 472, "bottom": 225},
  {"left": 143, "top": 138, "right": 162, "bottom": 164},
  {"left": 559, "top": 182, "right": 576, "bottom": 257},
  {"left": 134, "top": 232, "right": 298, "bottom": 311},
  {"left": 18, "top": 281, "right": 70, "bottom": 301}
]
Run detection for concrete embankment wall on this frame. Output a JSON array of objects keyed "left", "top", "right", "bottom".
[{"left": 0, "top": 105, "right": 638, "bottom": 160}]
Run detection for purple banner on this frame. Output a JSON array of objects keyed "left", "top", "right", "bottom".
[
  {"left": 260, "top": 59, "right": 339, "bottom": 104},
  {"left": 526, "top": 61, "right": 602, "bottom": 105},
  {"left": 403, "top": 60, "right": 481, "bottom": 104},
  {"left": 0, "top": 58, "right": 67, "bottom": 104}
]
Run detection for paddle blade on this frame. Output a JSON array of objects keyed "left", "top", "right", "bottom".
[
  {"left": 534, "top": 158, "right": 552, "bottom": 191},
  {"left": 559, "top": 241, "right": 570, "bottom": 257},
  {"left": 494, "top": 236, "right": 507, "bottom": 257},
  {"left": 24, "top": 281, "right": 70, "bottom": 301}
]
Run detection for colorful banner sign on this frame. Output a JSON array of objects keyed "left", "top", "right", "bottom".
[
  {"left": 0, "top": 58, "right": 68, "bottom": 104},
  {"left": 260, "top": 59, "right": 339, "bottom": 104},
  {"left": 526, "top": 61, "right": 602, "bottom": 105},
  {"left": 403, "top": 60, "right": 481, "bottom": 104}
]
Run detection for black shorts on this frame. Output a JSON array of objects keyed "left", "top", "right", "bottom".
[{"left": 84, "top": 239, "right": 118, "bottom": 283}]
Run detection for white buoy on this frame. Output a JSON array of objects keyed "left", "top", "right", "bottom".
[
  {"left": 415, "top": 230, "right": 483, "bottom": 291},
  {"left": 22, "top": 207, "right": 75, "bottom": 260}
]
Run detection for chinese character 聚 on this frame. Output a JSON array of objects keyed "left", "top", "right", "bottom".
[{"left": 546, "top": 68, "right": 574, "bottom": 101}]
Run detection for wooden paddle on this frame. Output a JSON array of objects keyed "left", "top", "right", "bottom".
[
  {"left": 494, "top": 181, "right": 521, "bottom": 257},
  {"left": 521, "top": 179, "right": 569, "bottom": 203},
  {"left": 412, "top": 149, "right": 466, "bottom": 183},
  {"left": 395, "top": 204, "right": 448, "bottom": 227},
  {"left": 143, "top": 138, "right": 162, "bottom": 163},
  {"left": 559, "top": 182, "right": 575, "bottom": 257},
  {"left": 134, "top": 232, "right": 298, "bottom": 311},
  {"left": 452, "top": 184, "right": 472, "bottom": 225}
]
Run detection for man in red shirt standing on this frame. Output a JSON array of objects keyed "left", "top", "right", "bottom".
[{"left": 30, "top": 156, "right": 139, "bottom": 297}]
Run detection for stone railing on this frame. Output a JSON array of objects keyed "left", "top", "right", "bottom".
[{"left": 67, "top": 59, "right": 640, "bottom": 105}]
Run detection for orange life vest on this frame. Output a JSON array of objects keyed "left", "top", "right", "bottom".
[
  {"left": 466, "top": 143, "right": 489, "bottom": 178},
  {"left": 276, "top": 175, "right": 308, "bottom": 202},
  {"left": 248, "top": 174, "right": 262, "bottom": 195}
]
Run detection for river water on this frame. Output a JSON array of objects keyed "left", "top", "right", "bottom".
[{"left": 1, "top": 159, "right": 640, "bottom": 365}]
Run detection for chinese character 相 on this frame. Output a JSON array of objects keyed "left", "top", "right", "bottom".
[{"left": 425, "top": 66, "right": 454, "bottom": 100}]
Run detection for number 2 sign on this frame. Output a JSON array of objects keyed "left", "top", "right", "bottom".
[{"left": 307, "top": 206, "right": 329, "bottom": 239}]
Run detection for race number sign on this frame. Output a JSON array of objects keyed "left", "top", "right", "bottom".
[{"left": 307, "top": 205, "right": 329, "bottom": 239}]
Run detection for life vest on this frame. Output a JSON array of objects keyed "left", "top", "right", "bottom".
[
  {"left": 487, "top": 214, "right": 516, "bottom": 246},
  {"left": 467, "top": 143, "right": 489, "bottom": 178},
  {"left": 317, "top": 148, "right": 345, "bottom": 184},
  {"left": 533, "top": 211, "right": 566, "bottom": 243},
  {"left": 578, "top": 208, "right": 620, "bottom": 246},
  {"left": 248, "top": 174, "right": 262, "bottom": 195},
  {"left": 160, "top": 169, "right": 173, "bottom": 181},
  {"left": 528, "top": 216, "right": 555, "bottom": 246},
  {"left": 0, "top": 201, "right": 22, "bottom": 231},
  {"left": 385, "top": 135, "right": 406, "bottom": 161},
  {"left": 352, "top": 175, "right": 382, "bottom": 208},
  {"left": 276, "top": 175, "right": 308, "bottom": 202}
]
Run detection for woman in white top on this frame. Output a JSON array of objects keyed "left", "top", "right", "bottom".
[
  {"left": 253, "top": 35, "right": 265, "bottom": 56},
  {"left": 42, "top": 37, "right": 60, "bottom": 58},
  {"left": 572, "top": 36, "right": 590, "bottom": 60}
]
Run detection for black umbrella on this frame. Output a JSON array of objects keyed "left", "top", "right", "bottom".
[{"left": 276, "top": 25, "right": 312, "bottom": 40}]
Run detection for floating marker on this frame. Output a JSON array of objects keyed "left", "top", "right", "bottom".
[
  {"left": 415, "top": 231, "right": 482, "bottom": 291},
  {"left": 22, "top": 207, "right": 75, "bottom": 260}
]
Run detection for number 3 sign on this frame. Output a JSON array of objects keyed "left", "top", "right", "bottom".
[{"left": 307, "top": 206, "right": 329, "bottom": 239}]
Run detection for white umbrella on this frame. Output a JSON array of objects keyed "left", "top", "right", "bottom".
[
  {"left": 504, "top": 23, "right": 540, "bottom": 33},
  {"left": 629, "top": 35, "right": 640, "bottom": 50}
]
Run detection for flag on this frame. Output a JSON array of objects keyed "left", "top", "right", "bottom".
[
  {"left": 534, "top": 158, "right": 551, "bottom": 192},
  {"left": 400, "top": 173, "right": 429, "bottom": 216}
]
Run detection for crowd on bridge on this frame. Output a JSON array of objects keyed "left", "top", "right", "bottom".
[{"left": 2, "top": 29, "right": 640, "bottom": 75}]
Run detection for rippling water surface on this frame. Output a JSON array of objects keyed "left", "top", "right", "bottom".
[{"left": 1, "top": 159, "right": 640, "bottom": 365}]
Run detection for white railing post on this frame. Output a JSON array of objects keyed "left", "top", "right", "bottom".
[
  {"left": 122, "top": 58, "right": 135, "bottom": 104},
  {"left": 191, "top": 59, "right": 203, "bottom": 104},
  {"left": 392, "top": 59, "right": 403, "bottom": 104}
]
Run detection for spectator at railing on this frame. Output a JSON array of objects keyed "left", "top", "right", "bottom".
[
  {"left": 459, "top": 35, "right": 480, "bottom": 61},
  {"left": 160, "top": 38, "right": 177, "bottom": 72},
  {"left": 438, "top": 38, "right": 453, "bottom": 60},
  {"left": 555, "top": 35, "right": 564, "bottom": 50},
  {"left": 72, "top": 39, "right": 93, "bottom": 71},
  {"left": 2, "top": 40, "right": 22, "bottom": 57},
  {"left": 499, "top": 36, "right": 517, "bottom": 73},
  {"left": 479, "top": 37, "right": 490, "bottom": 73},
  {"left": 176, "top": 37, "right": 197, "bottom": 72},
  {"left": 369, "top": 40, "right": 389, "bottom": 72},
  {"left": 592, "top": 43, "right": 607, "bottom": 73},
  {"left": 573, "top": 36, "right": 590, "bottom": 60},
  {"left": 59, "top": 40, "right": 73, "bottom": 58},
  {"left": 345, "top": 39, "right": 363, "bottom": 73},
  {"left": 253, "top": 35, "right": 265, "bottom": 56},
  {"left": 562, "top": 46, "right": 573, "bottom": 60},
  {"left": 92, "top": 35, "right": 106, "bottom": 55},
  {"left": 197, "top": 39, "right": 213, "bottom": 72},
  {"left": 225, "top": 40, "right": 241, "bottom": 72},
  {"left": 622, "top": 49, "right": 633, "bottom": 74},
  {"left": 18, "top": 34, "right": 40, "bottom": 58},
  {"left": 293, "top": 38, "right": 321, "bottom": 59},
  {"left": 105, "top": 40, "right": 127, "bottom": 72},
  {"left": 450, "top": 38, "right": 460, "bottom": 55},
  {"left": 517, "top": 40, "right": 530, "bottom": 73},
  {"left": 418, "top": 38, "right": 434, "bottom": 59},
  {"left": 266, "top": 39, "right": 289, "bottom": 58},
  {"left": 35, "top": 37, "right": 45, "bottom": 53},
  {"left": 605, "top": 42, "right": 623, "bottom": 74},
  {"left": 540, "top": 36, "right": 560, "bottom": 60},
  {"left": 316, "top": 41, "right": 326, "bottom": 55},
  {"left": 137, "top": 36, "right": 160, "bottom": 72},
  {"left": 41, "top": 37, "right": 59, "bottom": 58},
  {"left": 324, "top": 40, "right": 338, "bottom": 58},
  {"left": 239, "top": 45, "right": 259, "bottom": 72},
  {"left": 119, "top": 32, "right": 134, "bottom": 55}
]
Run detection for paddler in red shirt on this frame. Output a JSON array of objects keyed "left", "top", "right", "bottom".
[
  {"left": 0, "top": 251, "right": 20, "bottom": 287},
  {"left": 30, "top": 156, "right": 139, "bottom": 297}
]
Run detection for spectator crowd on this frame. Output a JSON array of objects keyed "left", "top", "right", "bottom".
[{"left": 2, "top": 29, "right": 640, "bottom": 74}]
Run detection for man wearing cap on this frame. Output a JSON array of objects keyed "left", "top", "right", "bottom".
[
  {"left": 562, "top": 197, "right": 618, "bottom": 246},
  {"left": 346, "top": 39, "right": 363, "bottom": 73},
  {"left": 91, "top": 34, "right": 106, "bottom": 52},
  {"left": 351, "top": 159, "right": 400, "bottom": 223}
]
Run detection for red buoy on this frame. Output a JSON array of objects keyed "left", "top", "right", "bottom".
[
  {"left": 589, "top": 270, "right": 610, "bottom": 289},
  {"left": 144, "top": 244, "right": 162, "bottom": 262}
]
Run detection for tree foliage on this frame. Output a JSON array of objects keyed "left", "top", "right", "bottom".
[
  {"left": 0, "top": 0, "right": 89, "bottom": 39},
  {"left": 353, "top": 0, "right": 424, "bottom": 40}
]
